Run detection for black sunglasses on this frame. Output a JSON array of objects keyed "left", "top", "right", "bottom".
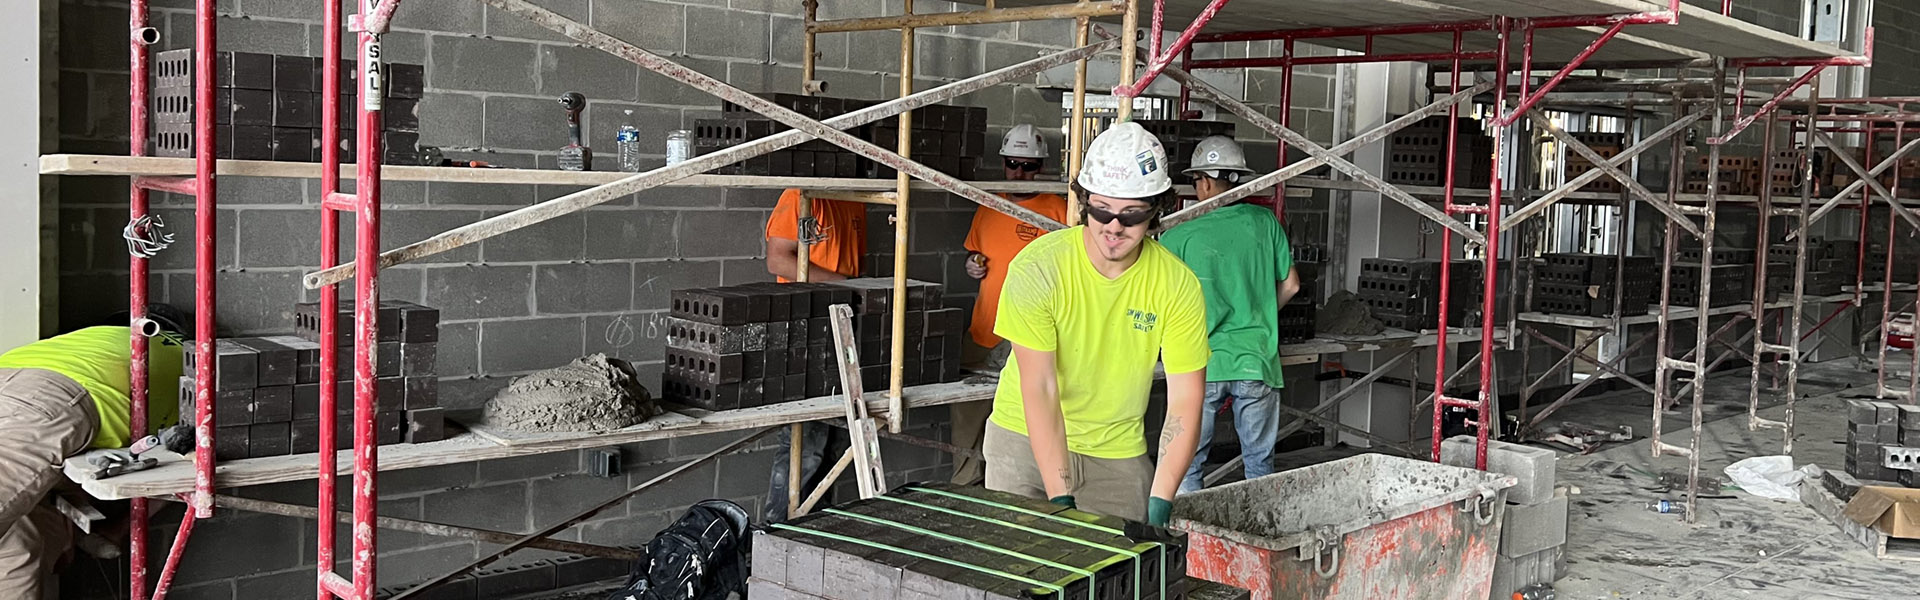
[
  {"left": 1004, "top": 158, "right": 1043, "bottom": 172},
  {"left": 1084, "top": 204, "right": 1156, "bottom": 227}
]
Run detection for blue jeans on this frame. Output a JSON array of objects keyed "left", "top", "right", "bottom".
[{"left": 1179, "top": 380, "right": 1280, "bottom": 494}]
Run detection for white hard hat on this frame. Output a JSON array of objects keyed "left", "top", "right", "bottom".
[
  {"left": 1000, "top": 124, "right": 1048, "bottom": 159},
  {"left": 1077, "top": 122, "right": 1172, "bottom": 199},
  {"left": 1183, "top": 135, "right": 1254, "bottom": 177}
]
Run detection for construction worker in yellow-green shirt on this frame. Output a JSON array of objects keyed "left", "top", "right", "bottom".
[
  {"left": 0, "top": 313, "right": 187, "bottom": 599},
  {"left": 982, "top": 122, "right": 1211, "bottom": 526}
]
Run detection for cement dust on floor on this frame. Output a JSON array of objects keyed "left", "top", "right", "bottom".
[{"left": 1550, "top": 361, "right": 1917, "bottom": 599}]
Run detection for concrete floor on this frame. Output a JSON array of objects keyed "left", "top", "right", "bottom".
[{"left": 1547, "top": 360, "right": 1918, "bottom": 599}]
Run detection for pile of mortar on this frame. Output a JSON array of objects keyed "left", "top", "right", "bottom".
[
  {"left": 482, "top": 353, "right": 662, "bottom": 432},
  {"left": 1317, "top": 290, "right": 1385, "bottom": 336}
]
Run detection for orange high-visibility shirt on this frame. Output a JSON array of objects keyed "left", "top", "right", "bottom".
[
  {"left": 964, "top": 193, "right": 1070, "bottom": 347},
  {"left": 766, "top": 189, "right": 868, "bottom": 282}
]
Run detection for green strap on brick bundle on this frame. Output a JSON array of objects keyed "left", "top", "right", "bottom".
[{"left": 771, "top": 486, "right": 1168, "bottom": 600}]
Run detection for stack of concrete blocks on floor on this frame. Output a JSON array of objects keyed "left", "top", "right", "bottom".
[
  {"left": 748, "top": 484, "right": 1193, "bottom": 600},
  {"left": 1846, "top": 400, "right": 1920, "bottom": 486},
  {"left": 662, "top": 279, "right": 964, "bottom": 411},
  {"left": 1441, "top": 436, "right": 1567, "bottom": 599}
]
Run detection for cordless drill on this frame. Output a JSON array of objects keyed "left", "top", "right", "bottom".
[{"left": 558, "top": 91, "right": 592, "bottom": 171}]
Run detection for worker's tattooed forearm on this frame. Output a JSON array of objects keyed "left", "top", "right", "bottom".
[{"left": 1158, "top": 419, "right": 1185, "bottom": 452}]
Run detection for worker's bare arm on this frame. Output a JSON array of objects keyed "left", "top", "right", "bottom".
[
  {"left": 1151, "top": 368, "right": 1206, "bottom": 501},
  {"left": 1013, "top": 343, "right": 1073, "bottom": 498},
  {"left": 765, "top": 236, "right": 848, "bottom": 281},
  {"left": 1276, "top": 270, "right": 1301, "bottom": 309}
]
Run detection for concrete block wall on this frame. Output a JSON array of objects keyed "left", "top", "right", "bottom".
[{"left": 51, "top": 0, "right": 1341, "bottom": 595}]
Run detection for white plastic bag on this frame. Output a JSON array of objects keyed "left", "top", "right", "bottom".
[{"left": 1723, "top": 455, "right": 1806, "bottom": 501}]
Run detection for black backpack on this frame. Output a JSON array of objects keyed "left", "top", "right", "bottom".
[{"left": 605, "top": 499, "right": 752, "bottom": 600}]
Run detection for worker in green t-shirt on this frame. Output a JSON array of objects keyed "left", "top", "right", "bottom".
[
  {"left": 0, "top": 317, "right": 185, "bottom": 598},
  {"left": 1160, "top": 136, "right": 1300, "bottom": 494},
  {"left": 983, "top": 122, "right": 1211, "bottom": 526}
]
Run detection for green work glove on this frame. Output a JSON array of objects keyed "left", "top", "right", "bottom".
[
  {"left": 1049, "top": 495, "right": 1077, "bottom": 508},
  {"left": 1147, "top": 496, "right": 1173, "bottom": 527}
]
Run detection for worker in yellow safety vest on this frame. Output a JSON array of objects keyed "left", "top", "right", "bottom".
[{"left": 981, "top": 122, "right": 1211, "bottom": 526}]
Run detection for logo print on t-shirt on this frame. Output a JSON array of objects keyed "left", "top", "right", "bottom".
[
  {"left": 1127, "top": 309, "right": 1158, "bottom": 333},
  {"left": 1016, "top": 223, "right": 1044, "bottom": 241}
]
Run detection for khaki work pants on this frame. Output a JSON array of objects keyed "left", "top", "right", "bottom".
[
  {"left": 948, "top": 340, "right": 1011, "bottom": 486},
  {"left": 0, "top": 369, "right": 97, "bottom": 600},
  {"left": 982, "top": 421, "right": 1152, "bottom": 522}
]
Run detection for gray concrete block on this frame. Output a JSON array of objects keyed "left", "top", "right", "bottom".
[
  {"left": 715, "top": 448, "right": 780, "bottom": 499},
  {"left": 723, "top": 257, "right": 776, "bottom": 286},
  {"left": 436, "top": 321, "right": 479, "bottom": 378},
  {"left": 428, "top": 35, "right": 538, "bottom": 94},
  {"left": 426, "top": 181, "right": 537, "bottom": 207},
  {"left": 212, "top": 15, "right": 308, "bottom": 55},
  {"left": 1487, "top": 545, "right": 1556, "bottom": 599},
  {"left": 235, "top": 209, "right": 337, "bottom": 269},
  {"left": 381, "top": 462, "right": 482, "bottom": 496},
  {"left": 592, "top": 0, "right": 686, "bottom": 55},
  {"left": 784, "top": 538, "right": 827, "bottom": 596},
  {"left": 914, "top": 34, "right": 984, "bottom": 81},
  {"left": 1499, "top": 495, "right": 1569, "bottom": 558},
  {"left": 417, "top": 91, "right": 485, "bottom": 149},
  {"left": 687, "top": 5, "right": 770, "bottom": 60},
  {"left": 529, "top": 472, "right": 634, "bottom": 523},
  {"left": 482, "top": 94, "right": 573, "bottom": 152},
  {"left": 385, "top": 0, "right": 484, "bottom": 33},
  {"left": 583, "top": 312, "right": 668, "bottom": 365},
  {"left": 211, "top": 270, "right": 309, "bottom": 335},
  {"left": 1441, "top": 435, "right": 1557, "bottom": 505},
  {"left": 677, "top": 209, "right": 775, "bottom": 260},
  {"left": 423, "top": 264, "right": 533, "bottom": 321},
  {"left": 485, "top": 0, "right": 590, "bottom": 42},
  {"left": 577, "top": 510, "right": 675, "bottom": 546},
  {"left": 536, "top": 262, "right": 634, "bottom": 314},
  {"left": 726, "top": 63, "right": 806, "bottom": 98},
  {"left": 150, "top": 208, "right": 238, "bottom": 271},
  {"left": 481, "top": 211, "right": 585, "bottom": 262},
  {"left": 481, "top": 316, "right": 587, "bottom": 373},
  {"left": 638, "top": 56, "right": 734, "bottom": 106},
  {"left": 633, "top": 259, "right": 725, "bottom": 311},
  {"left": 624, "top": 457, "right": 721, "bottom": 510},
  {"left": 163, "top": 513, "right": 304, "bottom": 582},
  {"left": 421, "top": 481, "right": 531, "bottom": 532},
  {"left": 477, "top": 450, "right": 582, "bottom": 483},
  {"left": 540, "top": 43, "right": 641, "bottom": 102},
  {"left": 822, "top": 544, "right": 904, "bottom": 598},
  {"left": 380, "top": 209, "right": 488, "bottom": 264}
]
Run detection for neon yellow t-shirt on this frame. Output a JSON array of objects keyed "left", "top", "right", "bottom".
[
  {"left": 988, "top": 227, "right": 1211, "bottom": 459},
  {"left": 0, "top": 326, "right": 185, "bottom": 448}
]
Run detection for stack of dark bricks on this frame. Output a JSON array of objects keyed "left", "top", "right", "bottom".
[
  {"left": 1562, "top": 132, "right": 1628, "bottom": 194},
  {"left": 1356, "top": 258, "right": 1480, "bottom": 331},
  {"left": 1668, "top": 247, "right": 1755, "bottom": 308},
  {"left": 1277, "top": 301, "right": 1316, "bottom": 344},
  {"left": 1767, "top": 149, "right": 1806, "bottom": 197},
  {"left": 1846, "top": 400, "right": 1920, "bottom": 486},
  {"left": 1529, "top": 253, "right": 1657, "bottom": 317},
  {"left": 697, "top": 93, "right": 986, "bottom": 179},
  {"left": 1397, "top": 117, "right": 1495, "bottom": 188},
  {"left": 1440, "top": 436, "right": 1566, "bottom": 598},
  {"left": 182, "top": 300, "right": 440, "bottom": 461},
  {"left": 749, "top": 483, "right": 1192, "bottom": 600},
  {"left": 1290, "top": 243, "right": 1326, "bottom": 303},
  {"left": 662, "top": 279, "right": 965, "bottom": 412},
  {"left": 1134, "top": 120, "right": 1235, "bottom": 178},
  {"left": 1684, "top": 154, "right": 1758, "bottom": 196},
  {"left": 1384, "top": 116, "right": 1493, "bottom": 189},
  {"left": 152, "top": 50, "right": 422, "bottom": 164}
]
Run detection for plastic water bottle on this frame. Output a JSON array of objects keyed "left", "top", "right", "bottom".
[
  {"left": 1645, "top": 499, "right": 1682, "bottom": 514},
  {"left": 616, "top": 110, "right": 642, "bottom": 172}
]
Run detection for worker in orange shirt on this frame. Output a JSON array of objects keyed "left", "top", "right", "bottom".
[
  {"left": 763, "top": 188, "right": 866, "bottom": 521},
  {"left": 950, "top": 124, "right": 1070, "bottom": 485}
]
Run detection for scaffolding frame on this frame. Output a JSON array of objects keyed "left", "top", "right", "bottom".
[{"left": 72, "top": 0, "right": 1892, "bottom": 596}]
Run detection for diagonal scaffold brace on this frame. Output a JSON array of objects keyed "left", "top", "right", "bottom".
[
  {"left": 1130, "top": 42, "right": 1486, "bottom": 245},
  {"left": 1812, "top": 130, "right": 1920, "bottom": 230},
  {"left": 1516, "top": 108, "right": 1709, "bottom": 239},
  {"left": 303, "top": 16, "right": 1115, "bottom": 289},
  {"left": 1792, "top": 134, "right": 1920, "bottom": 235}
]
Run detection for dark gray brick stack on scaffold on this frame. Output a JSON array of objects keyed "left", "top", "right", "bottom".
[
  {"left": 151, "top": 49, "right": 422, "bottom": 164},
  {"left": 1384, "top": 115, "right": 1493, "bottom": 190},
  {"left": 662, "top": 278, "right": 965, "bottom": 411},
  {"left": 1529, "top": 253, "right": 1657, "bottom": 317},
  {"left": 1847, "top": 400, "right": 1920, "bottom": 486},
  {"left": 1561, "top": 131, "right": 1627, "bottom": 195},
  {"left": 181, "top": 300, "right": 439, "bottom": 461},
  {"left": 1667, "top": 246, "right": 1756, "bottom": 308},
  {"left": 694, "top": 92, "right": 987, "bottom": 179},
  {"left": 750, "top": 483, "right": 1190, "bottom": 600},
  {"left": 1440, "top": 436, "right": 1567, "bottom": 598},
  {"left": 1135, "top": 120, "right": 1235, "bottom": 179},
  {"left": 289, "top": 300, "right": 444, "bottom": 445},
  {"left": 1764, "top": 239, "right": 1846, "bottom": 298},
  {"left": 1355, "top": 257, "right": 1481, "bottom": 331}
]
